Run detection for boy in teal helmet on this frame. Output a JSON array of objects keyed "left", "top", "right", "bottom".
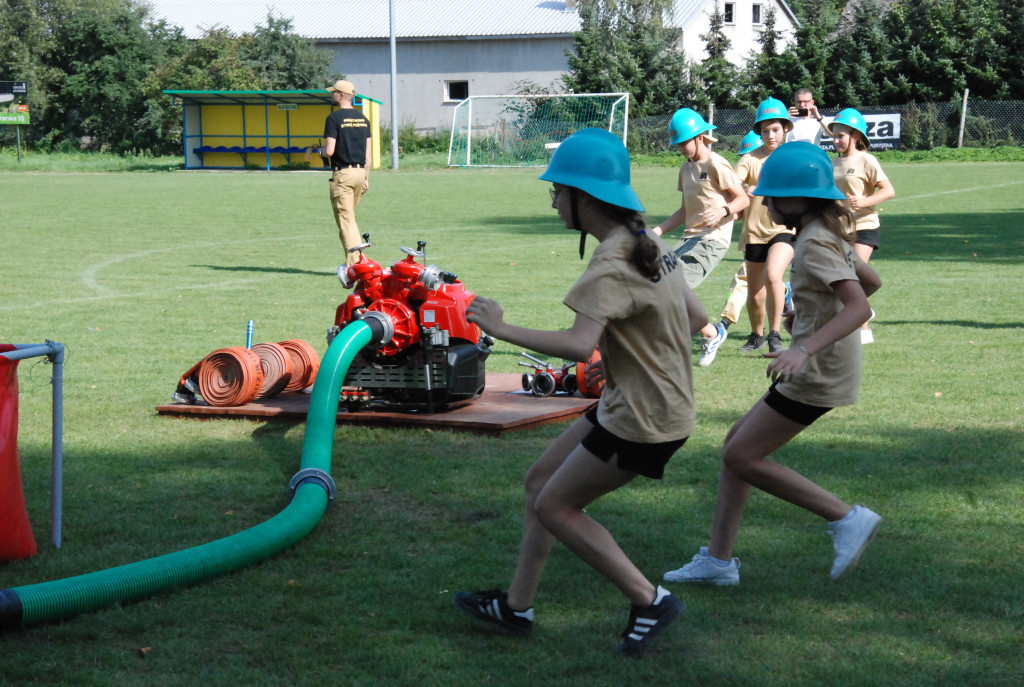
[
  {"left": 664, "top": 141, "right": 884, "bottom": 587},
  {"left": 650, "top": 108, "right": 749, "bottom": 368},
  {"left": 456, "top": 128, "right": 708, "bottom": 658}
]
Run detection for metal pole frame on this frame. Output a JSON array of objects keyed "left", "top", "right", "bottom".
[{"left": 0, "top": 341, "right": 64, "bottom": 548}]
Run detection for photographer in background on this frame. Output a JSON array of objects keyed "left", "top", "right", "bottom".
[{"left": 787, "top": 88, "right": 828, "bottom": 146}]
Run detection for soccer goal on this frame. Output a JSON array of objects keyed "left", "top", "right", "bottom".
[{"left": 447, "top": 93, "right": 630, "bottom": 167}]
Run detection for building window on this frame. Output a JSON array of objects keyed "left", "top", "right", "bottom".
[
  {"left": 446, "top": 80, "right": 469, "bottom": 102},
  {"left": 752, "top": 4, "right": 762, "bottom": 24},
  {"left": 724, "top": 2, "right": 735, "bottom": 24}
]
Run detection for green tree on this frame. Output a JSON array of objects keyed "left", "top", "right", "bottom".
[
  {"left": 882, "top": 0, "right": 964, "bottom": 102},
  {"left": 996, "top": 0, "right": 1024, "bottom": 98},
  {"left": 738, "top": 6, "right": 797, "bottom": 107},
  {"left": 38, "top": 0, "right": 175, "bottom": 151},
  {"left": 564, "top": 0, "right": 701, "bottom": 118},
  {"left": 695, "top": 0, "right": 741, "bottom": 108},
  {"left": 821, "top": 0, "right": 895, "bottom": 107},
  {"left": 240, "top": 13, "right": 333, "bottom": 90}
]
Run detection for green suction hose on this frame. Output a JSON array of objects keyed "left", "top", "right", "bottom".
[{"left": 0, "top": 319, "right": 380, "bottom": 630}]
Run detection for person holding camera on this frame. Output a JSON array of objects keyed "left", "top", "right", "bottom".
[{"left": 787, "top": 88, "right": 828, "bottom": 146}]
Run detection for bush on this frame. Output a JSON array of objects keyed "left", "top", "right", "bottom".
[{"left": 378, "top": 124, "right": 451, "bottom": 156}]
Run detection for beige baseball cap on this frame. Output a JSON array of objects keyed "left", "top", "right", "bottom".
[{"left": 327, "top": 80, "right": 356, "bottom": 95}]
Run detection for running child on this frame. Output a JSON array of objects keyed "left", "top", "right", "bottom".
[
  {"left": 699, "top": 130, "right": 763, "bottom": 367},
  {"left": 663, "top": 141, "right": 883, "bottom": 586},
  {"left": 828, "top": 108, "right": 896, "bottom": 343},
  {"left": 735, "top": 97, "right": 795, "bottom": 355},
  {"left": 650, "top": 108, "right": 749, "bottom": 366},
  {"left": 455, "top": 128, "right": 708, "bottom": 658}
]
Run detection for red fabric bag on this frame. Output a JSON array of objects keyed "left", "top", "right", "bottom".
[{"left": 0, "top": 344, "right": 37, "bottom": 561}]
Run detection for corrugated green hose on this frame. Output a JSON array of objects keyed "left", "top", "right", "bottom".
[{"left": 0, "top": 320, "right": 375, "bottom": 630}]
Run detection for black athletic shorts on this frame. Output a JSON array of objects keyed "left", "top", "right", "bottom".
[
  {"left": 855, "top": 229, "right": 880, "bottom": 250},
  {"left": 581, "top": 407, "right": 687, "bottom": 480},
  {"left": 744, "top": 233, "right": 795, "bottom": 263},
  {"left": 764, "top": 384, "right": 832, "bottom": 426}
]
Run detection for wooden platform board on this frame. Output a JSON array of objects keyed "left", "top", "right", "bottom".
[{"left": 156, "top": 373, "right": 596, "bottom": 435}]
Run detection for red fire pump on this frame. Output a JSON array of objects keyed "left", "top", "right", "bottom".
[{"left": 328, "top": 236, "right": 492, "bottom": 412}]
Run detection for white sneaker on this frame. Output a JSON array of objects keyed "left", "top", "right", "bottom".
[
  {"left": 861, "top": 328, "right": 874, "bottom": 345},
  {"left": 828, "top": 505, "right": 882, "bottom": 581},
  {"left": 697, "top": 323, "right": 728, "bottom": 367},
  {"left": 663, "top": 546, "right": 740, "bottom": 586}
]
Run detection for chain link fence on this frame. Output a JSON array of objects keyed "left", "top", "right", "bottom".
[{"left": 627, "top": 100, "right": 1024, "bottom": 155}]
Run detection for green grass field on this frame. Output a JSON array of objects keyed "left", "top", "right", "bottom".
[{"left": 1, "top": 159, "right": 1023, "bottom": 685}]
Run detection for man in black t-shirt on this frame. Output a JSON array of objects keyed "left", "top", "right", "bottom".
[{"left": 324, "top": 79, "right": 372, "bottom": 265}]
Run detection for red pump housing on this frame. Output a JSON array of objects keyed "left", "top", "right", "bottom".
[{"left": 329, "top": 240, "right": 491, "bottom": 412}]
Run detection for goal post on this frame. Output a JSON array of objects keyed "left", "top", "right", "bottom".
[{"left": 447, "top": 93, "right": 630, "bottom": 168}]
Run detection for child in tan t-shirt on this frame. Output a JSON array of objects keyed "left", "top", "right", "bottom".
[
  {"left": 828, "top": 108, "right": 896, "bottom": 344},
  {"left": 454, "top": 128, "right": 708, "bottom": 658},
  {"left": 650, "top": 108, "right": 749, "bottom": 368},
  {"left": 664, "top": 141, "right": 884, "bottom": 588}
]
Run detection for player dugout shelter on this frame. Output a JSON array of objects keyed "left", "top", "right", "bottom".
[{"left": 163, "top": 90, "right": 382, "bottom": 171}]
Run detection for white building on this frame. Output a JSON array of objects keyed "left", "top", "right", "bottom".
[{"left": 146, "top": 0, "right": 800, "bottom": 130}]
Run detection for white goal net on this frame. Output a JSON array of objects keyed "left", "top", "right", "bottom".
[{"left": 447, "top": 93, "right": 630, "bottom": 167}]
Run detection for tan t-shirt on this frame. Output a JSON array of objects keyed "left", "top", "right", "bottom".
[
  {"left": 775, "top": 220, "right": 866, "bottom": 407},
  {"left": 832, "top": 152, "right": 889, "bottom": 231},
  {"left": 563, "top": 229, "right": 696, "bottom": 442},
  {"left": 678, "top": 151, "right": 741, "bottom": 247},
  {"left": 735, "top": 147, "right": 794, "bottom": 245}
]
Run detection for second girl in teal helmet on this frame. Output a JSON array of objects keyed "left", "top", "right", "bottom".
[
  {"left": 664, "top": 141, "right": 884, "bottom": 588},
  {"left": 457, "top": 128, "right": 708, "bottom": 658},
  {"left": 828, "top": 108, "right": 896, "bottom": 344},
  {"left": 651, "top": 107, "right": 749, "bottom": 366},
  {"left": 735, "top": 97, "right": 796, "bottom": 356}
]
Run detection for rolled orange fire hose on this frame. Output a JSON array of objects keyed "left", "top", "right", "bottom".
[
  {"left": 251, "top": 342, "right": 292, "bottom": 398},
  {"left": 197, "top": 347, "right": 264, "bottom": 407},
  {"left": 279, "top": 340, "right": 320, "bottom": 392}
]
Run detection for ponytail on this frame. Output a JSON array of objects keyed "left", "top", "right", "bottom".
[
  {"left": 627, "top": 216, "right": 662, "bottom": 280},
  {"left": 587, "top": 195, "right": 661, "bottom": 278}
]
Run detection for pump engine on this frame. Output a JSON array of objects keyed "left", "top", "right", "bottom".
[{"left": 327, "top": 236, "right": 492, "bottom": 412}]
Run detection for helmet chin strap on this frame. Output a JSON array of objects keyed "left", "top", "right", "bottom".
[{"left": 570, "top": 189, "right": 586, "bottom": 259}]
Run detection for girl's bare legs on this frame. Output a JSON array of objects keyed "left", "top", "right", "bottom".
[
  {"left": 507, "top": 417, "right": 654, "bottom": 609},
  {"left": 853, "top": 243, "right": 874, "bottom": 331},
  {"left": 744, "top": 259, "right": 767, "bottom": 336},
  {"left": 506, "top": 416, "right": 590, "bottom": 609},
  {"left": 764, "top": 242, "right": 795, "bottom": 334},
  {"left": 707, "top": 398, "right": 852, "bottom": 561}
]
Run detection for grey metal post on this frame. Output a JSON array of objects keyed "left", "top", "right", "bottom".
[
  {"left": 390, "top": 0, "right": 399, "bottom": 169},
  {"left": 958, "top": 88, "right": 969, "bottom": 148}
]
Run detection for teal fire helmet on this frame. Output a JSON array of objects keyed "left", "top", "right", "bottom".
[
  {"left": 754, "top": 141, "right": 845, "bottom": 200},
  {"left": 539, "top": 128, "right": 644, "bottom": 213},
  {"left": 739, "top": 130, "right": 764, "bottom": 154},
  {"left": 669, "top": 108, "right": 717, "bottom": 145},
  {"left": 753, "top": 97, "right": 793, "bottom": 135},
  {"left": 827, "top": 108, "right": 872, "bottom": 148}
]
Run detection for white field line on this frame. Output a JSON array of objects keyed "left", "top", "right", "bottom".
[
  {"left": 888, "top": 178, "right": 1024, "bottom": 203},
  {"left": 1, "top": 235, "right": 324, "bottom": 313}
]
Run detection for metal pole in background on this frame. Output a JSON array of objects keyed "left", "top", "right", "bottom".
[
  {"left": 389, "top": 0, "right": 399, "bottom": 169},
  {"left": 958, "top": 88, "right": 969, "bottom": 148}
]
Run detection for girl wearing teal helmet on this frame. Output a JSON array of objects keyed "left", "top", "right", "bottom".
[
  {"left": 664, "top": 141, "right": 883, "bottom": 587},
  {"left": 456, "top": 128, "right": 707, "bottom": 657},
  {"left": 735, "top": 97, "right": 797, "bottom": 356},
  {"left": 651, "top": 108, "right": 749, "bottom": 366},
  {"left": 828, "top": 108, "right": 896, "bottom": 344}
]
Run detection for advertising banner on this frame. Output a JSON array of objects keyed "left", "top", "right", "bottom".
[
  {"left": 0, "top": 81, "right": 30, "bottom": 126},
  {"left": 820, "top": 110, "right": 902, "bottom": 150}
]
